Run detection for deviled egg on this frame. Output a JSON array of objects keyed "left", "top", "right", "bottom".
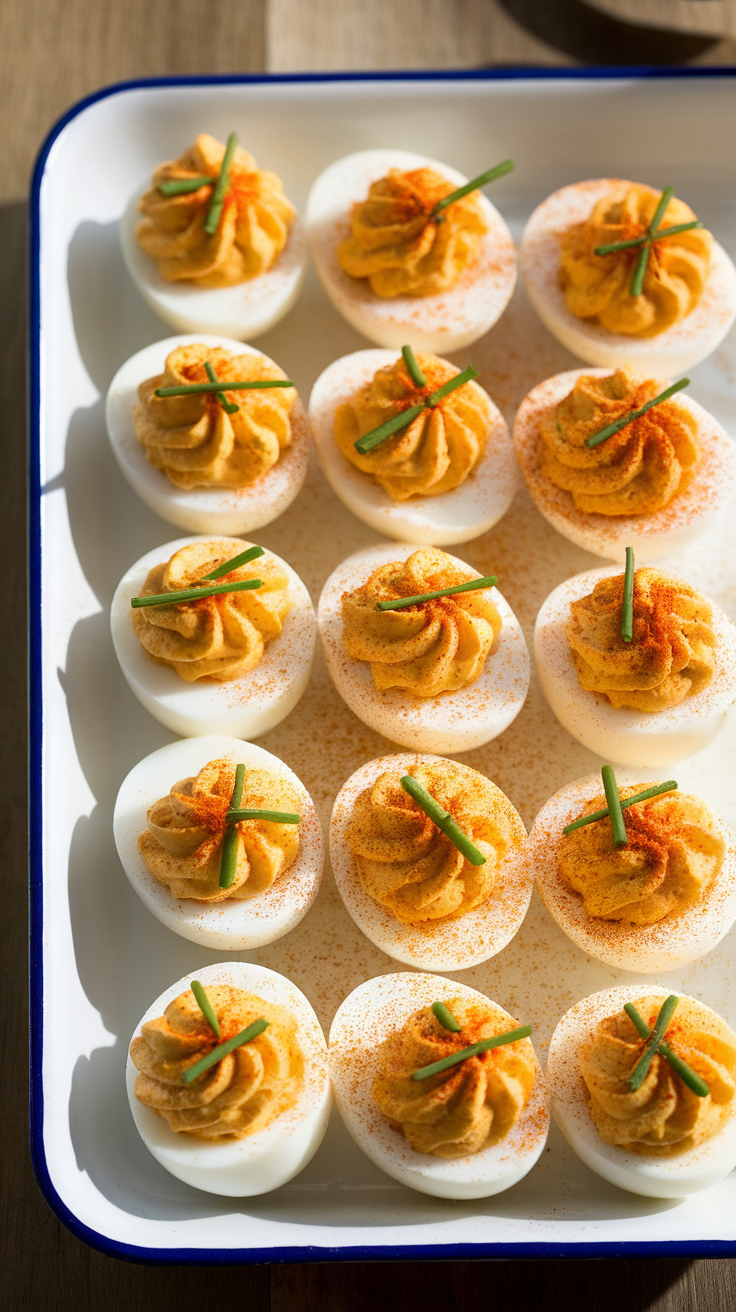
[
  {"left": 534, "top": 565, "right": 736, "bottom": 768},
  {"left": 547, "top": 985, "right": 736, "bottom": 1197},
  {"left": 120, "top": 132, "right": 306, "bottom": 338},
  {"left": 126, "top": 960, "right": 331, "bottom": 1196},
  {"left": 106, "top": 335, "right": 309, "bottom": 535},
  {"left": 110, "top": 535, "right": 316, "bottom": 738},
  {"left": 514, "top": 367, "right": 736, "bottom": 561},
  {"left": 329, "top": 972, "right": 549, "bottom": 1199},
  {"left": 530, "top": 773, "right": 736, "bottom": 972},
  {"left": 329, "top": 753, "right": 530, "bottom": 971},
  {"left": 308, "top": 348, "right": 517, "bottom": 545},
  {"left": 113, "top": 735, "right": 324, "bottom": 950},
  {"left": 521, "top": 178, "right": 736, "bottom": 374},
  {"left": 318, "top": 543, "right": 529, "bottom": 754},
  {"left": 306, "top": 148, "right": 516, "bottom": 353}
]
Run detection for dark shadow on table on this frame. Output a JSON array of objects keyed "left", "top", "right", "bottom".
[{"left": 497, "top": 0, "right": 716, "bottom": 64}]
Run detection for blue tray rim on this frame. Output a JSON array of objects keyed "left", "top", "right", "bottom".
[{"left": 28, "top": 63, "right": 736, "bottom": 1266}]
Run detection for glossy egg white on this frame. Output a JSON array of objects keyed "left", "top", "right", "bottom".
[
  {"left": 120, "top": 183, "right": 306, "bottom": 339},
  {"left": 546, "top": 984, "right": 736, "bottom": 1198},
  {"left": 530, "top": 773, "right": 736, "bottom": 972},
  {"left": 534, "top": 566, "right": 736, "bottom": 768},
  {"left": 318, "top": 541, "right": 530, "bottom": 754},
  {"left": 514, "top": 368, "right": 736, "bottom": 562},
  {"left": 308, "top": 349, "right": 518, "bottom": 545},
  {"left": 329, "top": 753, "right": 531, "bottom": 971},
  {"left": 126, "top": 960, "right": 331, "bottom": 1197},
  {"left": 113, "top": 735, "right": 324, "bottom": 950},
  {"left": 105, "top": 334, "right": 309, "bottom": 535},
  {"left": 520, "top": 179, "right": 736, "bottom": 374},
  {"left": 306, "top": 149, "right": 516, "bottom": 353},
  {"left": 329, "top": 972, "right": 550, "bottom": 1200},
  {"left": 110, "top": 535, "right": 316, "bottom": 738}
]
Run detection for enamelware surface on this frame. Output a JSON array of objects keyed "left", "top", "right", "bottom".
[{"left": 31, "top": 70, "right": 736, "bottom": 1261}]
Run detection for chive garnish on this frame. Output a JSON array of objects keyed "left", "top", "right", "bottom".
[
  {"left": 225, "top": 808, "right": 300, "bottom": 824},
  {"left": 401, "top": 344, "right": 427, "bottom": 388},
  {"left": 158, "top": 176, "right": 212, "bottom": 197},
  {"left": 636, "top": 185, "right": 671, "bottom": 297},
  {"left": 626, "top": 995, "right": 679, "bottom": 1092},
  {"left": 354, "top": 366, "right": 479, "bottom": 454},
  {"left": 601, "top": 764, "right": 627, "bottom": 848},
  {"left": 155, "top": 379, "right": 294, "bottom": 397},
  {"left": 190, "top": 980, "right": 221, "bottom": 1038},
  {"left": 205, "top": 361, "right": 239, "bottom": 415},
  {"left": 204, "top": 131, "right": 238, "bottom": 235},
  {"left": 432, "top": 1001, "right": 462, "bottom": 1033},
  {"left": 219, "top": 763, "right": 245, "bottom": 890},
  {"left": 562, "top": 780, "right": 677, "bottom": 836},
  {"left": 594, "top": 220, "right": 703, "bottom": 257},
  {"left": 584, "top": 378, "right": 689, "bottom": 448},
  {"left": 411, "top": 1025, "right": 532, "bottom": 1081},
  {"left": 400, "top": 775, "right": 486, "bottom": 867},
  {"left": 181, "top": 1017, "right": 269, "bottom": 1085},
  {"left": 377, "top": 574, "right": 496, "bottom": 611},
  {"left": 431, "top": 159, "right": 514, "bottom": 218},
  {"left": 622, "top": 546, "right": 635, "bottom": 644},
  {"left": 130, "top": 578, "right": 262, "bottom": 608},
  {"left": 200, "top": 545, "right": 264, "bottom": 581},
  {"left": 624, "top": 1002, "right": 709, "bottom": 1098}
]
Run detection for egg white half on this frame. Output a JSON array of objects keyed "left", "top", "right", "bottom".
[
  {"left": 106, "top": 334, "right": 309, "bottom": 535},
  {"left": 328, "top": 972, "right": 549, "bottom": 1199},
  {"left": 520, "top": 179, "right": 736, "bottom": 374},
  {"left": 113, "top": 735, "right": 324, "bottom": 950},
  {"left": 126, "top": 960, "right": 331, "bottom": 1196},
  {"left": 318, "top": 541, "right": 530, "bottom": 754},
  {"left": 308, "top": 349, "right": 518, "bottom": 545},
  {"left": 110, "top": 535, "right": 316, "bottom": 738},
  {"left": 329, "top": 752, "right": 530, "bottom": 971},
  {"left": 546, "top": 984, "right": 736, "bottom": 1198},
  {"left": 306, "top": 149, "right": 516, "bottom": 353},
  {"left": 120, "top": 183, "right": 307, "bottom": 339},
  {"left": 514, "top": 368, "right": 736, "bottom": 562},
  {"left": 530, "top": 773, "right": 736, "bottom": 973},
  {"left": 534, "top": 566, "right": 736, "bottom": 768}
]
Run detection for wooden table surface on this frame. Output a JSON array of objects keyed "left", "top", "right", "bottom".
[{"left": 5, "top": 2, "right": 736, "bottom": 1307}]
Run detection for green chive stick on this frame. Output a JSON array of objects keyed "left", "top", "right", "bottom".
[
  {"left": 159, "top": 176, "right": 213, "bottom": 197},
  {"left": 155, "top": 379, "right": 294, "bottom": 397},
  {"left": 622, "top": 546, "right": 635, "bottom": 644},
  {"left": 204, "top": 131, "right": 238, "bottom": 235},
  {"left": 200, "top": 545, "right": 264, "bottom": 581},
  {"left": 400, "top": 775, "right": 486, "bottom": 867},
  {"left": 595, "top": 219, "right": 703, "bottom": 256},
  {"left": 378, "top": 575, "right": 496, "bottom": 611},
  {"left": 130, "top": 578, "right": 262, "bottom": 608},
  {"left": 584, "top": 378, "right": 689, "bottom": 448},
  {"left": 190, "top": 980, "right": 221, "bottom": 1038},
  {"left": 226, "top": 808, "right": 300, "bottom": 824},
  {"left": 205, "top": 361, "right": 238, "bottom": 415},
  {"left": 401, "top": 344, "right": 427, "bottom": 388},
  {"left": 626, "top": 995, "right": 679, "bottom": 1092},
  {"left": 431, "top": 160, "right": 514, "bottom": 218},
  {"left": 562, "top": 781, "right": 677, "bottom": 836},
  {"left": 630, "top": 185, "right": 675, "bottom": 297},
  {"left": 412, "top": 1026, "right": 532, "bottom": 1081},
  {"left": 181, "top": 1018, "right": 269, "bottom": 1084},
  {"left": 623, "top": 1002, "right": 709, "bottom": 1097},
  {"left": 432, "top": 1002, "right": 462, "bottom": 1033},
  {"left": 219, "top": 763, "right": 245, "bottom": 890},
  {"left": 354, "top": 366, "right": 479, "bottom": 454},
  {"left": 601, "top": 764, "right": 627, "bottom": 848}
]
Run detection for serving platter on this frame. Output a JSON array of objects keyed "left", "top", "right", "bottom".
[{"left": 30, "top": 68, "right": 736, "bottom": 1262}]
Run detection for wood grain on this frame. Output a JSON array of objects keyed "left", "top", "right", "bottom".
[{"left": 5, "top": 1, "right": 736, "bottom": 1307}]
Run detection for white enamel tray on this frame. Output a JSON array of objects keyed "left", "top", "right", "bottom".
[{"left": 30, "top": 70, "right": 736, "bottom": 1263}]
